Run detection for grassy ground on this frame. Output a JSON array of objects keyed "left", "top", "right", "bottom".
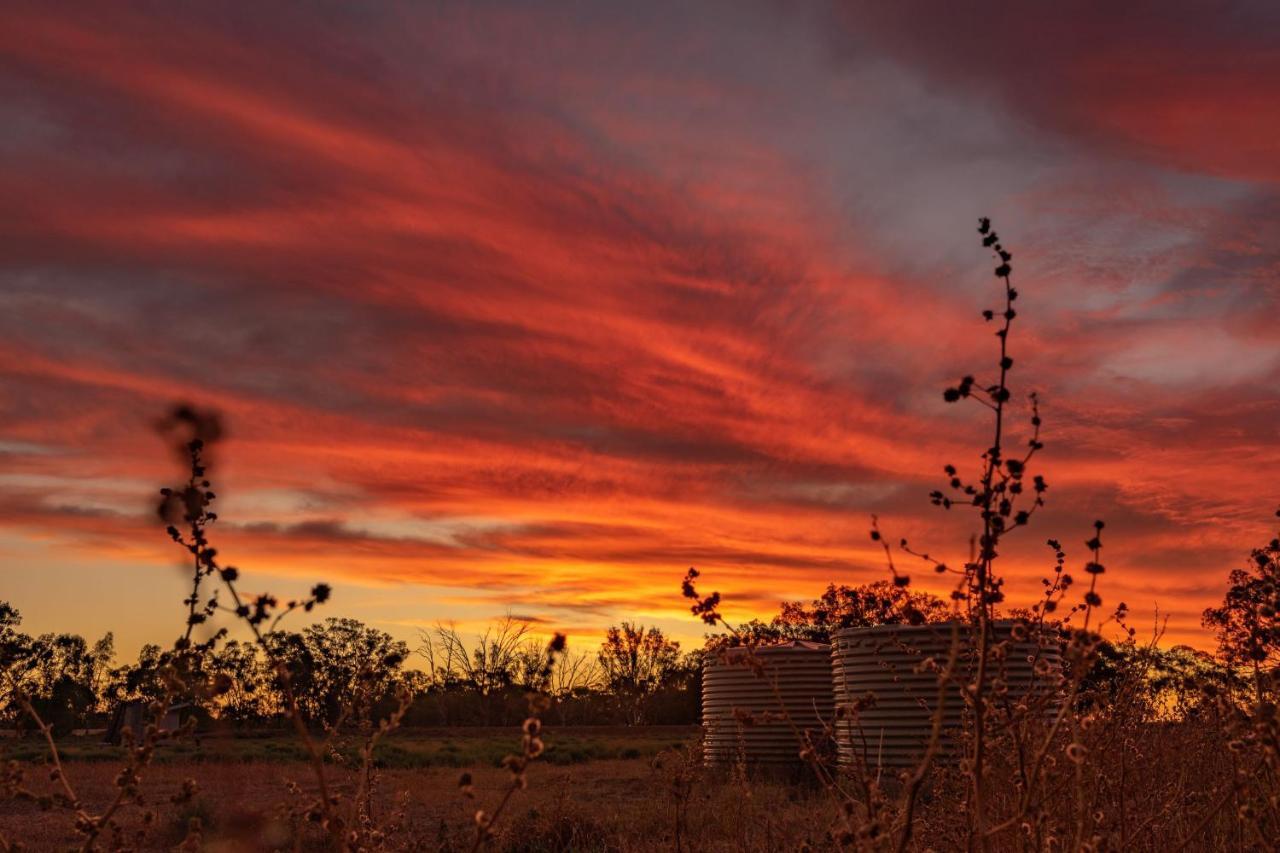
[
  {"left": 0, "top": 724, "right": 698, "bottom": 769},
  {"left": 0, "top": 728, "right": 836, "bottom": 851}
]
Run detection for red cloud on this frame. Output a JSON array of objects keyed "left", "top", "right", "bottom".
[{"left": 1, "top": 3, "right": 1277, "bottom": 654}]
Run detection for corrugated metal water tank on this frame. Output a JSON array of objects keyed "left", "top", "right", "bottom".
[
  {"left": 831, "top": 622, "right": 1062, "bottom": 769},
  {"left": 702, "top": 641, "right": 834, "bottom": 767}
]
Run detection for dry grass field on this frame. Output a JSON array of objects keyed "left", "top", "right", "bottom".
[
  {"left": 0, "top": 726, "right": 697, "bottom": 770},
  {"left": 1, "top": 727, "right": 839, "bottom": 852},
  {"left": 6, "top": 715, "right": 1277, "bottom": 851}
]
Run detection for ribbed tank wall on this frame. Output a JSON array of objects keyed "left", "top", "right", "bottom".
[
  {"left": 831, "top": 623, "right": 1062, "bottom": 769},
  {"left": 701, "top": 642, "right": 834, "bottom": 767}
]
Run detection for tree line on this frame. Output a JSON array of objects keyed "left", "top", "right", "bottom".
[
  {"left": 0, "top": 582, "right": 948, "bottom": 736},
  {"left": 7, "top": 562, "right": 1272, "bottom": 739},
  {"left": 0, "top": 602, "right": 700, "bottom": 735}
]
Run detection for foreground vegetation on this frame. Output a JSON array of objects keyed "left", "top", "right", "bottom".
[
  {"left": 0, "top": 754, "right": 842, "bottom": 852},
  {"left": 2, "top": 718, "right": 1272, "bottom": 852}
]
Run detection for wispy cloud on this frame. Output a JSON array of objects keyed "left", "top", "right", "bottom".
[{"left": 1, "top": 1, "right": 1277, "bottom": 653}]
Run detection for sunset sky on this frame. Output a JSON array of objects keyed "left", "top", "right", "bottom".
[{"left": 2, "top": 2, "right": 1278, "bottom": 660}]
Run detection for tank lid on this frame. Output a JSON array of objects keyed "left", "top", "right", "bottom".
[{"left": 716, "top": 639, "right": 831, "bottom": 659}]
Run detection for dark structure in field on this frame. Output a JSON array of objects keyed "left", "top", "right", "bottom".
[{"left": 102, "top": 701, "right": 190, "bottom": 745}]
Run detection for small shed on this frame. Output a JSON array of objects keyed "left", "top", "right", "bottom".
[{"left": 103, "top": 701, "right": 191, "bottom": 745}]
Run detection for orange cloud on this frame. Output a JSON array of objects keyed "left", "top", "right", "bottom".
[{"left": 1, "top": 2, "right": 1277, "bottom": 656}]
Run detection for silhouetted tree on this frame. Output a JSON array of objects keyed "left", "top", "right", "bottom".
[
  {"left": 706, "top": 581, "right": 950, "bottom": 649},
  {"left": 544, "top": 646, "right": 603, "bottom": 726},
  {"left": 0, "top": 607, "right": 116, "bottom": 735},
  {"left": 206, "top": 639, "right": 274, "bottom": 722},
  {"left": 0, "top": 601, "right": 22, "bottom": 653},
  {"left": 781, "top": 581, "right": 949, "bottom": 632},
  {"left": 25, "top": 633, "right": 102, "bottom": 735},
  {"left": 597, "top": 622, "right": 680, "bottom": 725},
  {"left": 110, "top": 642, "right": 181, "bottom": 710},
  {"left": 417, "top": 616, "right": 533, "bottom": 724},
  {"left": 265, "top": 618, "right": 409, "bottom": 727},
  {"left": 1203, "top": 509, "right": 1280, "bottom": 699},
  {"left": 0, "top": 602, "right": 32, "bottom": 727}
]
